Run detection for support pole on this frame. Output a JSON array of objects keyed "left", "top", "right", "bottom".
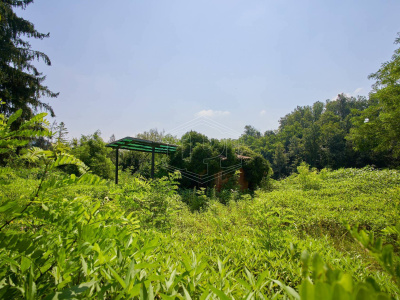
[
  {"left": 151, "top": 147, "right": 155, "bottom": 178},
  {"left": 115, "top": 148, "right": 119, "bottom": 184}
]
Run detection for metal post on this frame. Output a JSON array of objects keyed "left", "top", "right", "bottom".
[
  {"left": 115, "top": 148, "right": 119, "bottom": 184},
  {"left": 151, "top": 147, "right": 155, "bottom": 178}
]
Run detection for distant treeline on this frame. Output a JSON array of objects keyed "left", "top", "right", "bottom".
[
  {"left": 239, "top": 93, "right": 396, "bottom": 178},
  {"left": 239, "top": 33, "right": 400, "bottom": 178},
  {"left": 44, "top": 33, "right": 400, "bottom": 180}
]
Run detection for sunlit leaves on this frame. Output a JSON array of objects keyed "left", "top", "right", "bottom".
[{"left": 0, "top": 108, "right": 51, "bottom": 155}]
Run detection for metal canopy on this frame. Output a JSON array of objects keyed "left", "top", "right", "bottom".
[
  {"left": 106, "top": 137, "right": 178, "bottom": 183},
  {"left": 106, "top": 137, "right": 178, "bottom": 154}
]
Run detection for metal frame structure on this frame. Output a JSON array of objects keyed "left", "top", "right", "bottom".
[{"left": 106, "top": 137, "right": 178, "bottom": 184}]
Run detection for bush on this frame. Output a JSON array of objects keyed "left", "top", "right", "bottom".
[
  {"left": 297, "top": 162, "right": 321, "bottom": 190},
  {"left": 112, "top": 171, "right": 181, "bottom": 229}
]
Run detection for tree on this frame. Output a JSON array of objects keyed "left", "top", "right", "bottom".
[
  {"left": 303, "top": 123, "right": 321, "bottom": 168},
  {"left": 0, "top": 0, "right": 58, "bottom": 121},
  {"left": 243, "top": 125, "right": 261, "bottom": 138},
  {"left": 70, "top": 131, "right": 114, "bottom": 179},
  {"left": 239, "top": 147, "right": 271, "bottom": 189},
  {"left": 319, "top": 116, "right": 346, "bottom": 168},
  {"left": 53, "top": 121, "right": 68, "bottom": 144},
  {"left": 273, "top": 142, "right": 288, "bottom": 178},
  {"left": 348, "top": 33, "right": 400, "bottom": 162},
  {"left": 287, "top": 136, "right": 304, "bottom": 172},
  {"left": 108, "top": 134, "right": 116, "bottom": 143}
]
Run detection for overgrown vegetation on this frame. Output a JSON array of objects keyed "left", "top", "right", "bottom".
[{"left": 1, "top": 108, "right": 400, "bottom": 299}]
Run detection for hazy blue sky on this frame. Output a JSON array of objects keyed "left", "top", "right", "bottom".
[{"left": 19, "top": 0, "right": 400, "bottom": 140}]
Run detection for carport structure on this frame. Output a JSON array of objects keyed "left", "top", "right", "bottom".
[{"left": 106, "top": 137, "right": 178, "bottom": 184}]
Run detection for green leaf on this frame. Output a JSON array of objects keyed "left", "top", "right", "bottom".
[
  {"left": 134, "top": 262, "right": 156, "bottom": 269},
  {"left": 148, "top": 282, "right": 154, "bottom": 300},
  {"left": 199, "top": 289, "right": 210, "bottom": 300},
  {"left": 140, "top": 282, "right": 148, "bottom": 300},
  {"left": 235, "top": 277, "right": 251, "bottom": 290},
  {"left": 125, "top": 259, "right": 136, "bottom": 287},
  {"left": 314, "top": 282, "right": 333, "bottom": 300},
  {"left": 159, "top": 293, "right": 175, "bottom": 300},
  {"left": 183, "top": 286, "right": 192, "bottom": 300},
  {"left": 244, "top": 268, "right": 255, "bottom": 287},
  {"left": 42, "top": 203, "right": 49, "bottom": 211},
  {"left": 81, "top": 255, "right": 88, "bottom": 276},
  {"left": 0, "top": 200, "right": 18, "bottom": 213},
  {"left": 165, "top": 269, "right": 177, "bottom": 291},
  {"left": 337, "top": 274, "right": 353, "bottom": 293},
  {"left": 108, "top": 265, "right": 126, "bottom": 289},
  {"left": 272, "top": 280, "right": 300, "bottom": 300},
  {"left": 21, "top": 256, "right": 31, "bottom": 274},
  {"left": 210, "top": 286, "right": 231, "bottom": 300},
  {"left": 44, "top": 281, "right": 97, "bottom": 300},
  {"left": 6, "top": 109, "right": 22, "bottom": 126},
  {"left": 332, "top": 283, "right": 351, "bottom": 300},
  {"left": 255, "top": 270, "right": 269, "bottom": 290},
  {"left": 27, "top": 265, "right": 37, "bottom": 300},
  {"left": 312, "top": 253, "right": 325, "bottom": 280},
  {"left": 300, "top": 279, "right": 315, "bottom": 300},
  {"left": 91, "top": 202, "right": 101, "bottom": 215},
  {"left": 2, "top": 256, "right": 19, "bottom": 269}
]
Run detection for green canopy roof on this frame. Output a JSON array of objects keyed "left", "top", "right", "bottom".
[{"left": 106, "top": 137, "right": 178, "bottom": 154}]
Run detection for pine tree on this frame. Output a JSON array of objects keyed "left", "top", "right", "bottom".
[
  {"left": 108, "top": 134, "right": 116, "bottom": 143},
  {"left": 0, "top": 0, "right": 58, "bottom": 120},
  {"left": 55, "top": 121, "right": 68, "bottom": 144}
]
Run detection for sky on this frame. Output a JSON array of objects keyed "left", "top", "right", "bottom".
[{"left": 18, "top": 0, "right": 400, "bottom": 140}]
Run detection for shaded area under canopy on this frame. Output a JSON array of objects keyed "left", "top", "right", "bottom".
[{"left": 106, "top": 137, "right": 178, "bottom": 183}]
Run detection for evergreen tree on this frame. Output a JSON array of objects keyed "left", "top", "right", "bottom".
[
  {"left": 108, "top": 134, "right": 116, "bottom": 143},
  {"left": 0, "top": 0, "right": 58, "bottom": 120},
  {"left": 54, "top": 121, "right": 68, "bottom": 144}
]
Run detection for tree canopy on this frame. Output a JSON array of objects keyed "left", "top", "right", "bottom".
[
  {"left": 348, "top": 33, "right": 400, "bottom": 159},
  {"left": 0, "top": 0, "right": 58, "bottom": 120}
]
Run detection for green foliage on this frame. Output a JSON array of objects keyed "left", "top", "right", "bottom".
[
  {"left": 180, "top": 187, "right": 210, "bottom": 212},
  {"left": 349, "top": 219, "right": 400, "bottom": 291},
  {"left": 169, "top": 132, "right": 271, "bottom": 190},
  {"left": 2, "top": 110, "right": 400, "bottom": 299},
  {"left": 259, "top": 174, "right": 275, "bottom": 191},
  {"left": 2, "top": 153, "right": 400, "bottom": 298},
  {"left": 70, "top": 130, "right": 114, "bottom": 179},
  {"left": 0, "top": 1, "right": 58, "bottom": 120},
  {"left": 112, "top": 171, "right": 181, "bottom": 229},
  {"left": 348, "top": 33, "right": 400, "bottom": 163},
  {"left": 273, "top": 142, "right": 288, "bottom": 178},
  {"left": 240, "top": 93, "right": 371, "bottom": 178},
  {"left": 53, "top": 121, "right": 69, "bottom": 144},
  {"left": 0, "top": 107, "right": 51, "bottom": 160},
  {"left": 239, "top": 147, "right": 271, "bottom": 188},
  {"left": 296, "top": 163, "right": 321, "bottom": 190},
  {"left": 119, "top": 128, "right": 178, "bottom": 178},
  {"left": 257, "top": 167, "right": 400, "bottom": 239},
  {"left": 296, "top": 251, "right": 391, "bottom": 300}
]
